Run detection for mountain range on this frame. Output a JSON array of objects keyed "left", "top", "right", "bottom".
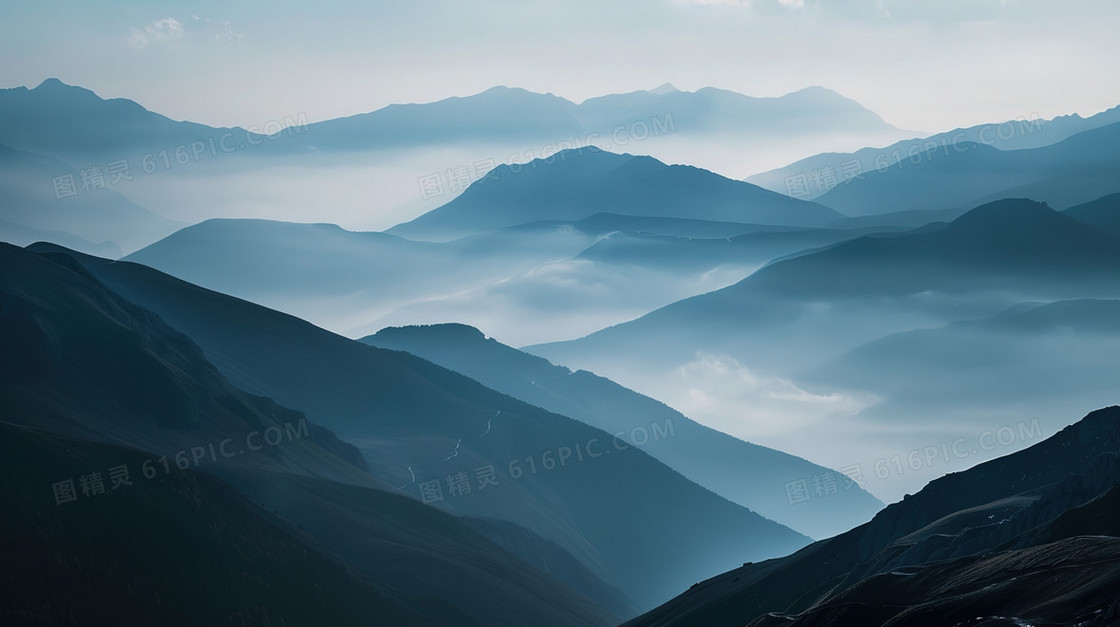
[
  {"left": 364, "top": 322, "right": 883, "bottom": 539},
  {"left": 809, "top": 121, "right": 1120, "bottom": 216},
  {"left": 4, "top": 74, "right": 1120, "bottom": 626},
  {"left": 119, "top": 149, "right": 859, "bottom": 343},
  {"left": 0, "top": 79, "right": 905, "bottom": 167},
  {"left": 747, "top": 104, "right": 1120, "bottom": 198},
  {"left": 0, "top": 242, "right": 628, "bottom": 625},
  {"left": 31, "top": 242, "right": 816, "bottom": 611},
  {"left": 0, "top": 142, "right": 179, "bottom": 255},
  {"left": 532, "top": 197, "right": 1120, "bottom": 375},
  {"left": 526, "top": 196, "right": 1120, "bottom": 498},
  {"left": 302, "top": 83, "right": 904, "bottom": 151}
]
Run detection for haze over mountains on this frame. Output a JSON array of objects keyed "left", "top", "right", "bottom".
[
  {"left": 121, "top": 149, "right": 855, "bottom": 342},
  {"left": 528, "top": 197, "right": 1120, "bottom": 497},
  {"left": 0, "top": 78, "right": 907, "bottom": 243},
  {"left": 3, "top": 72, "right": 1120, "bottom": 626},
  {"left": 37, "top": 242, "right": 818, "bottom": 611},
  {"left": 811, "top": 121, "right": 1120, "bottom": 217},
  {"left": 748, "top": 104, "right": 1120, "bottom": 199},
  {"left": 0, "top": 243, "right": 621, "bottom": 625},
  {"left": 0, "top": 143, "right": 178, "bottom": 255},
  {"left": 364, "top": 322, "right": 883, "bottom": 540}
]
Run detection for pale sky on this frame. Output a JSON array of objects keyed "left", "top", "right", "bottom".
[{"left": 2, "top": 0, "right": 1118, "bottom": 135}]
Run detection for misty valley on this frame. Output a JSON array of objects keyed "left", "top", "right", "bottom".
[{"left": 3, "top": 9, "right": 1120, "bottom": 625}]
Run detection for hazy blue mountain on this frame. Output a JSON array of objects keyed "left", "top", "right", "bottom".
[
  {"left": 741, "top": 198, "right": 1120, "bottom": 298},
  {"left": 1065, "top": 191, "right": 1120, "bottom": 238},
  {"left": 0, "top": 79, "right": 904, "bottom": 232},
  {"left": 122, "top": 217, "right": 603, "bottom": 339},
  {"left": 574, "top": 85, "right": 900, "bottom": 137},
  {"left": 826, "top": 206, "right": 967, "bottom": 230},
  {"left": 527, "top": 199, "right": 1120, "bottom": 483},
  {"left": 748, "top": 104, "right": 1120, "bottom": 198},
  {"left": 810, "top": 121, "right": 1120, "bottom": 216},
  {"left": 0, "top": 219, "right": 123, "bottom": 258},
  {"left": 389, "top": 148, "right": 845, "bottom": 241},
  {"left": 0, "top": 79, "right": 270, "bottom": 163},
  {"left": 0, "top": 79, "right": 903, "bottom": 163},
  {"left": 0, "top": 143, "right": 179, "bottom": 254},
  {"left": 364, "top": 323, "right": 883, "bottom": 539},
  {"left": 125, "top": 218, "right": 448, "bottom": 299},
  {"left": 49, "top": 243, "right": 813, "bottom": 610},
  {"left": 531, "top": 199, "right": 1120, "bottom": 377},
  {"left": 624, "top": 406, "right": 1120, "bottom": 627},
  {"left": 554, "top": 212, "right": 813, "bottom": 239},
  {"left": 122, "top": 213, "right": 868, "bottom": 345},
  {"left": 806, "top": 299, "right": 1120, "bottom": 414},
  {"left": 571, "top": 223, "right": 913, "bottom": 274},
  {"left": 0, "top": 242, "right": 626, "bottom": 626},
  {"left": 301, "top": 83, "right": 902, "bottom": 151},
  {"left": 302, "top": 86, "right": 584, "bottom": 150}
]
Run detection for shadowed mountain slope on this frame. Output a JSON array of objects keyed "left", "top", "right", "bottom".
[
  {"left": 625, "top": 406, "right": 1120, "bottom": 627},
  {"left": 0, "top": 242, "right": 630, "bottom": 626},
  {"left": 36, "top": 242, "right": 812, "bottom": 610},
  {"left": 365, "top": 323, "right": 883, "bottom": 539}
]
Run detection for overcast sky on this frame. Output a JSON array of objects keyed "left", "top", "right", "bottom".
[{"left": 2, "top": 0, "right": 1118, "bottom": 134}]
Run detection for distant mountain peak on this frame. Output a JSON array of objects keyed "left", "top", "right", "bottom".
[
  {"left": 31, "top": 78, "right": 97, "bottom": 98},
  {"left": 649, "top": 82, "right": 679, "bottom": 95},
  {"left": 35, "top": 77, "right": 71, "bottom": 89},
  {"left": 471, "top": 85, "right": 570, "bottom": 101},
  {"left": 374, "top": 323, "right": 486, "bottom": 342},
  {"left": 792, "top": 85, "right": 840, "bottom": 95},
  {"left": 479, "top": 85, "right": 530, "bottom": 95},
  {"left": 784, "top": 85, "right": 867, "bottom": 106}
]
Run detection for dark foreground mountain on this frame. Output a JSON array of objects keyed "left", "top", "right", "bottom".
[
  {"left": 0, "top": 242, "right": 631, "bottom": 625},
  {"left": 0, "top": 421, "right": 479, "bottom": 627},
  {"left": 625, "top": 406, "right": 1120, "bottom": 627},
  {"left": 37, "top": 242, "right": 812, "bottom": 610},
  {"left": 365, "top": 323, "right": 883, "bottom": 539}
]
